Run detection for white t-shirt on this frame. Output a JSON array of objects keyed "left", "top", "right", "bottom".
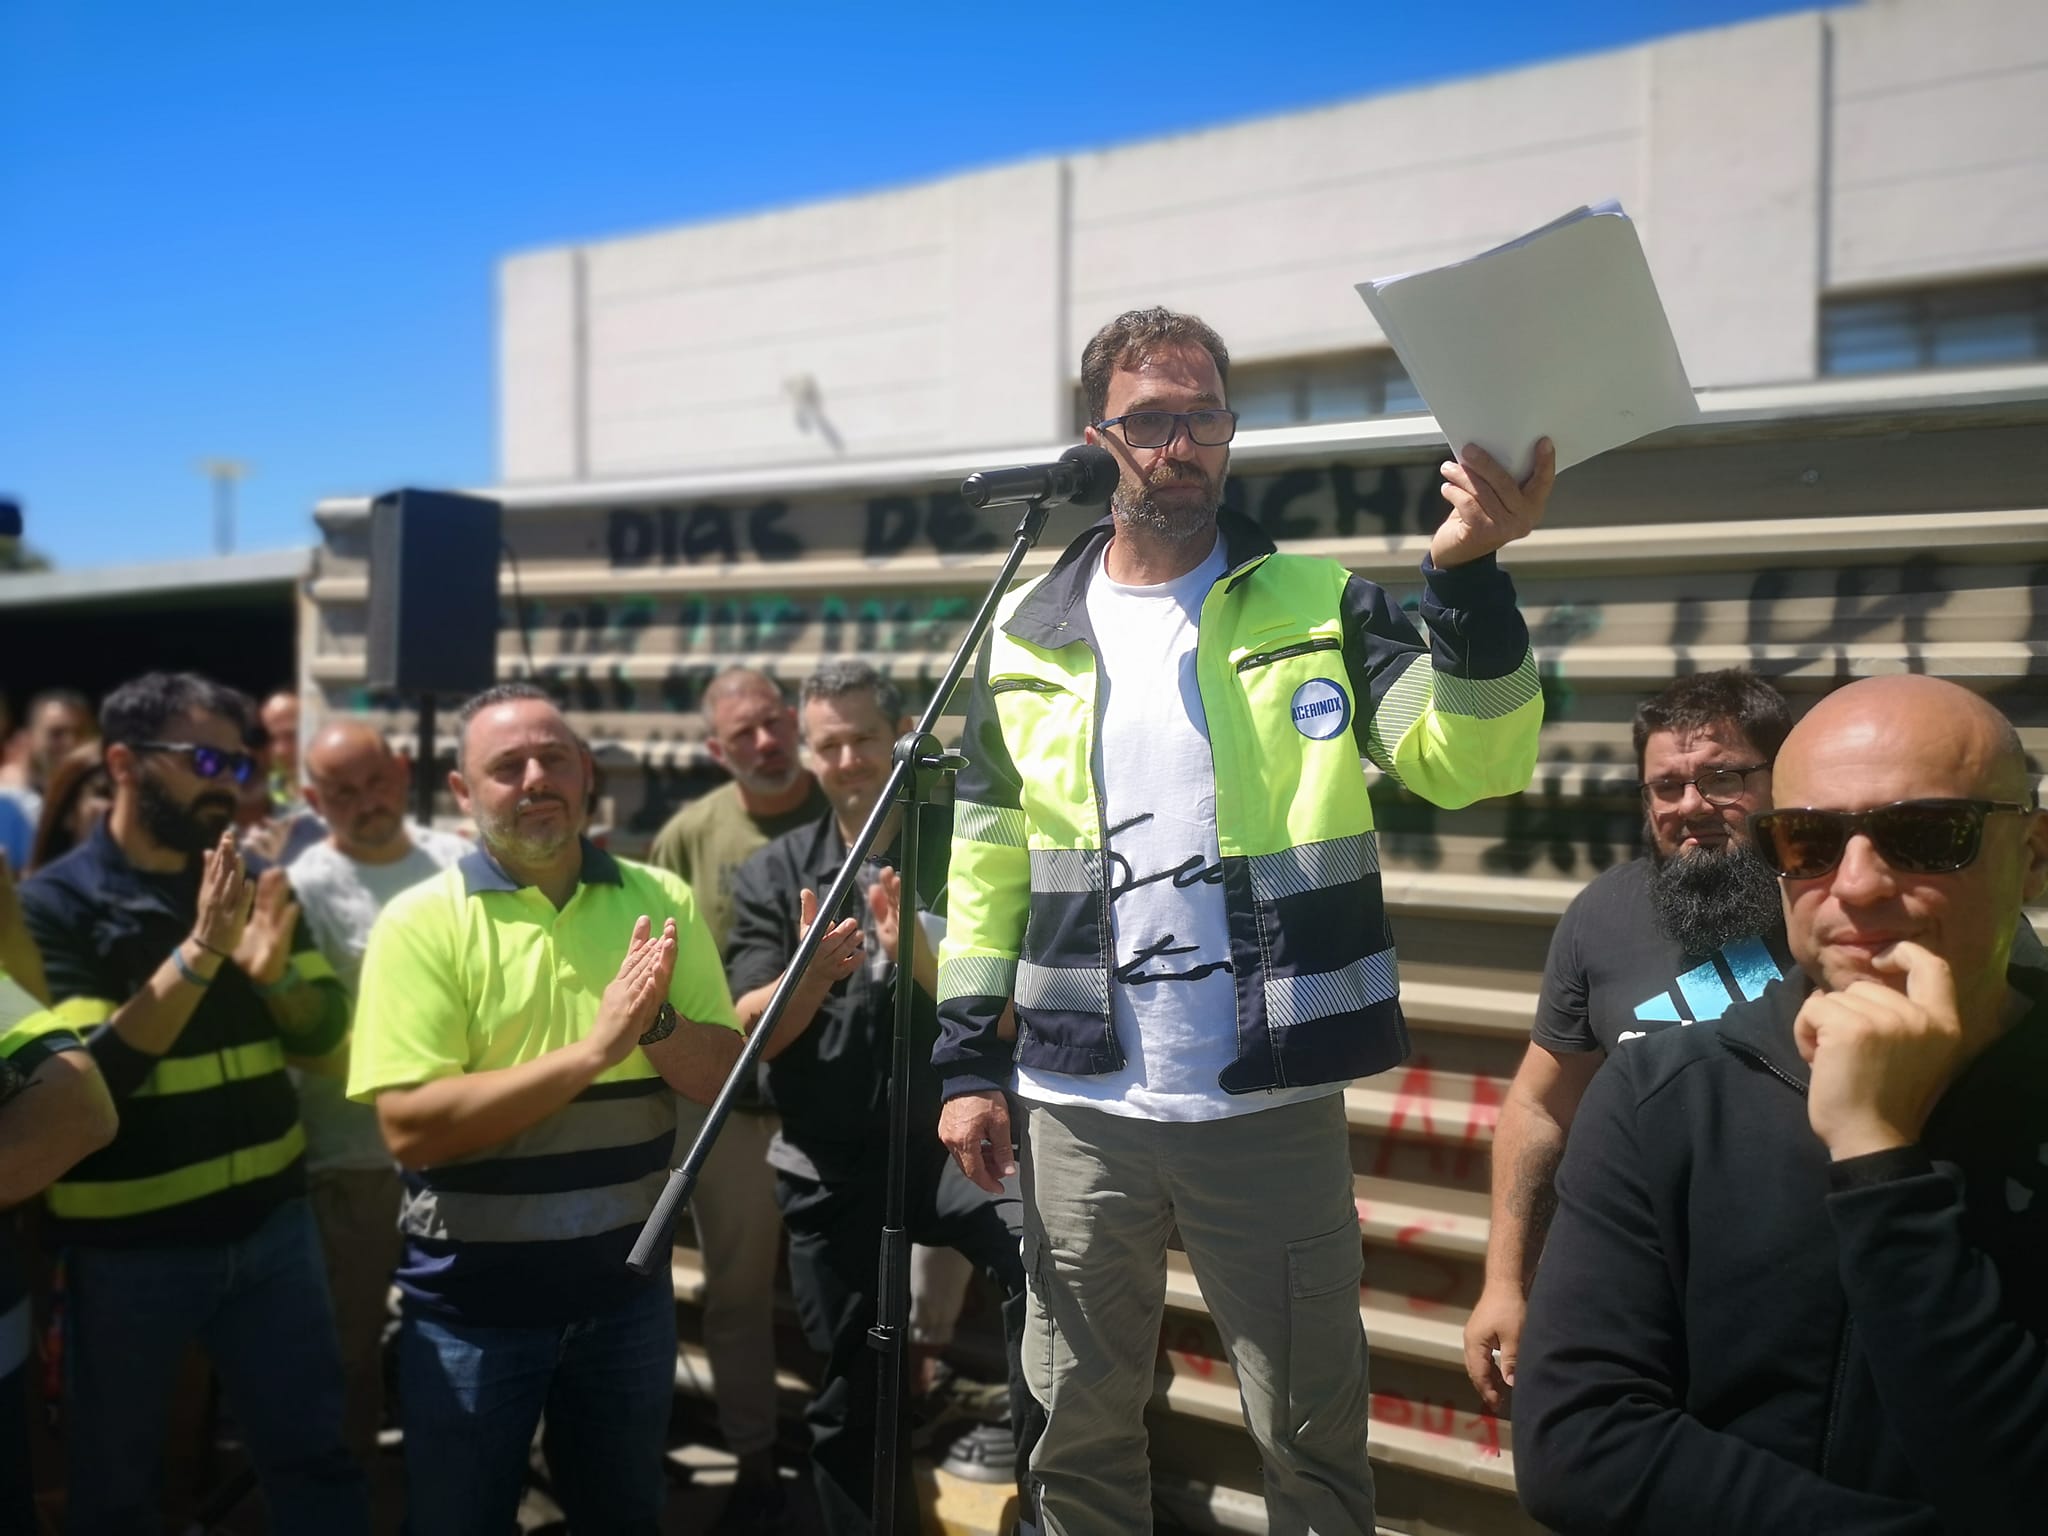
[
  {"left": 287, "top": 826, "right": 470, "bottom": 1172},
  {"left": 1015, "top": 536, "right": 1342, "bottom": 1122}
]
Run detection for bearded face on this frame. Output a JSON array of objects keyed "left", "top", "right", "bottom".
[
  {"left": 1646, "top": 832, "right": 1786, "bottom": 957},
  {"left": 1110, "top": 454, "right": 1224, "bottom": 546},
  {"left": 137, "top": 766, "right": 237, "bottom": 855}
]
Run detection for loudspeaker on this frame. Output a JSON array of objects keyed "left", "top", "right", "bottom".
[{"left": 365, "top": 489, "right": 503, "bottom": 697}]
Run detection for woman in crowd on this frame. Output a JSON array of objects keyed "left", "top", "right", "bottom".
[{"left": 27, "top": 739, "right": 110, "bottom": 874}]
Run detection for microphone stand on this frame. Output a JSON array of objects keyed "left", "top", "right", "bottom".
[{"left": 627, "top": 493, "right": 1061, "bottom": 1532}]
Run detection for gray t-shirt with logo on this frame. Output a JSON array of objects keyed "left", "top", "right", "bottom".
[{"left": 287, "top": 826, "right": 470, "bottom": 1172}]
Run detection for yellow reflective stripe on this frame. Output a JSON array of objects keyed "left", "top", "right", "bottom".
[
  {"left": 129, "top": 1039, "right": 287, "bottom": 1099},
  {"left": 45, "top": 1122, "right": 306, "bottom": 1220},
  {"left": 290, "top": 950, "right": 337, "bottom": 985},
  {"left": 0, "top": 973, "right": 45, "bottom": 1034},
  {"left": 0, "top": 1006, "right": 83, "bottom": 1060},
  {"left": 53, "top": 996, "right": 117, "bottom": 1027}
]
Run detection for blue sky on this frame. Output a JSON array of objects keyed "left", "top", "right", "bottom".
[{"left": 0, "top": 0, "right": 1816, "bottom": 571}]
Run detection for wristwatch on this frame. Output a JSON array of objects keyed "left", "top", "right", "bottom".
[{"left": 639, "top": 1000, "right": 678, "bottom": 1047}]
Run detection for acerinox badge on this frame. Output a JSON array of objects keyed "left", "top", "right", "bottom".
[{"left": 1290, "top": 678, "right": 1351, "bottom": 740}]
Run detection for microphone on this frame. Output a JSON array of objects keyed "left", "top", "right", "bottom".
[{"left": 960, "top": 445, "right": 1119, "bottom": 509}]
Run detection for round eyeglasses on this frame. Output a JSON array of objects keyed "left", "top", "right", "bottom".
[{"left": 1639, "top": 764, "right": 1769, "bottom": 808}]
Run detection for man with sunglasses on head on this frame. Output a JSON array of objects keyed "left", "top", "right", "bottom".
[
  {"left": 1514, "top": 674, "right": 2048, "bottom": 1534},
  {"left": 1464, "top": 669, "right": 1793, "bottom": 1411},
  {"left": 935, "top": 307, "right": 1552, "bottom": 1535},
  {"left": 18, "top": 670, "right": 368, "bottom": 1535}
]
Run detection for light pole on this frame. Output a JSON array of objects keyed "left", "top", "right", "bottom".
[{"left": 198, "top": 459, "right": 250, "bottom": 556}]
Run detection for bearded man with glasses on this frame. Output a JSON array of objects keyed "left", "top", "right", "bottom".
[
  {"left": 19, "top": 670, "right": 368, "bottom": 1535},
  {"left": 1513, "top": 673, "right": 2048, "bottom": 1534},
  {"left": 1465, "top": 668, "right": 1795, "bottom": 1411},
  {"left": 935, "top": 307, "right": 1554, "bottom": 1535}
]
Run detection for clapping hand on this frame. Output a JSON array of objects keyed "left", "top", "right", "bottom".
[
  {"left": 234, "top": 868, "right": 303, "bottom": 989},
  {"left": 190, "top": 831, "right": 255, "bottom": 959},
  {"left": 866, "top": 868, "right": 903, "bottom": 964},
  {"left": 590, "top": 916, "right": 678, "bottom": 1068},
  {"left": 797, "top": 887, "right": 864, "bottom": 992}
]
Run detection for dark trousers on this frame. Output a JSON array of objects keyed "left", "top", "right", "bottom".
[
  {"left": 63, "top": 1197, "right": 369, "bottom": 1536},
  {"left": 396, "top": 1276, "right": 678, "bottom": 1536},
  {"left": 776, "top": 1142, "right": 1040, "bottom": 1535},
  {"left": 1, "top": 1363, "right": 31, "bottom": 1536}
]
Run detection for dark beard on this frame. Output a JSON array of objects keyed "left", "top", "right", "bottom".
[
  {"left": 137, "top": 774, "right": 236, "bottom": 855},
  {"left": 1111, "top": 463, "right": 1221, "bottom": 544},
  {"left": 1647, "top": 839, "right": 1785, "bottom": 958}
]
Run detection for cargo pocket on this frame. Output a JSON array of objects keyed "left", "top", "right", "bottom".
[{"left": 1283, "top": 1222, "right": 1371, "bottom": 1459}]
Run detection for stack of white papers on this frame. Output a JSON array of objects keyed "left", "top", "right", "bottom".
[{"left": 1355, "top": 201, "right": 1699, "bottom": 480}]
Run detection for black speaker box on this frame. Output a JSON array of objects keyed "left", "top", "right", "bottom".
[{"left": 365, "top": 489, "right": 503, "bottom": 697}]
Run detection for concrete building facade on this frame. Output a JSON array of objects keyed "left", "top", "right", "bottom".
[{"left": 497, "top": 0, "right": 2048, "bottom": 485}]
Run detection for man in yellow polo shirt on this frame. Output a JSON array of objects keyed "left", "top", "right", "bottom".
[{"left": 350, "top": 682, "right": 743, "bottom": 1536}]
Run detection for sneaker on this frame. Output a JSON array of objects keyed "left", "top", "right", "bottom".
[
  {"left": 911, "top": 1358, "right": 1010, "bottom": 1438},
  {"left": 938, "top": 1421, "right": 1015, "bottom": 1484}
]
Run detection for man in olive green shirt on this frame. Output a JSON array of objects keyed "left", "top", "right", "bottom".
[{"left": 647, "top": 667, "right": 823, "bottom": 1528}]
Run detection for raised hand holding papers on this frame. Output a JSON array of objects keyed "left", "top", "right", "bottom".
[{"left": 1356, "top": 201, "right": 1699, "bottom": 481}]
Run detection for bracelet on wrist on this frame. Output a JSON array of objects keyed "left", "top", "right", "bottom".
[
  {"left": 253, "top": 967, "right": 303, "bottom": 999},
  {"left": 171, "top": 945, "right": 214, "bottom": 989},
  {"left": 190, "top": 937, "right": 232, "bottom": 961}
]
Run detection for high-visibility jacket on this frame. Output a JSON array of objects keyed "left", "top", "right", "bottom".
[
  {"left": 18, "top": 821, "right": 346, "bottom": 1246},
  {"left": 934, "top": 509, "right": 1542, "bottom": 1098}
]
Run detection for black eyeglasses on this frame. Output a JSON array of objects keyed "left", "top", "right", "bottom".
[
  {"left": 134, "top": 741, "right": 260, "bottom": 787},
  {"left": 1750, "top": 798, "right": 2037, "bottom": 880},
  {"left": 1095, "top": 409, "right": 1239, "bottom": 449},
  {"left": 1640, "top": 764, "right": 1770, "bottom": 808}
]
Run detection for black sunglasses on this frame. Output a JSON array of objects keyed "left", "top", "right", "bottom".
[
  {"left": 134, "top": 741, "right": 260, "bottom": 787},
  {"left": 1095, "top": 409, "right": 1239, "bottom": 449},
  {"left": 1750, "top": 798, "right": 2037, "bottom": 880}
]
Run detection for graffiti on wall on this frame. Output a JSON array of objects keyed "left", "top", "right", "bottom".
[{"left": 599, "top": 458, "right": 1458, "bottom": 571}]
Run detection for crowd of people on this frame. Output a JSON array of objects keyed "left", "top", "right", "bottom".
[{"left": 2, "top": 305, "right": 2043, "bottom": 1536}]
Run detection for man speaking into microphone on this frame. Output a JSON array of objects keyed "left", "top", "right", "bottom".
[{"left": 934, "top": 307, "right": 1555, "bottom": 1534}]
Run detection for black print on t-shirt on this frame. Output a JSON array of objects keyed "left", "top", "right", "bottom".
[
  {"left": 1104, "top": 813, "right": 1232, "bottom": 987},
  {"left": 1117, "top": 934, "right": 1234, "bottom": 987}
]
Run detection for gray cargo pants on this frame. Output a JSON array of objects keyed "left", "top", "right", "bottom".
[{"left": 1018, "top": 1092, "right": 1376, "bottom": 1536}]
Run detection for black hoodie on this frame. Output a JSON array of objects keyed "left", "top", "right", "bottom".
[{"left": 1513, "top": 958, "right": 2048, "bottom": 1535}]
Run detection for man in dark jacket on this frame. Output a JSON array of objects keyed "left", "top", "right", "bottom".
[
  {"left": 726, "top": 659, "right": 1035, "bottom": 1535},
  {"left": 1514, "top": 673, "right": 2048, "bottom": 1534}
]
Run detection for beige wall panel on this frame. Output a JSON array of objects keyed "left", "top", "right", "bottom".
[
  {"left": 1827, "top": 0, "right": 2048, "bottom": 287},
  {"left": 1642, "top": 13, "right": 1824, "bottom": 385},
  {"left": 498, "top": 249, "right": 583, "bottom": 482}
]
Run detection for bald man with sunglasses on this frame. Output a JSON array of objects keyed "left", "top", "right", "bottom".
[{"left": 1513, "top": 675, "right": 2048, "bottom": 1535}]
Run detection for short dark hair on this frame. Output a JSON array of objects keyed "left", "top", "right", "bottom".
[
  {"left": 454, "top": 680, "right": 558, "bottom": 769},
  {"left": 1079, "top": 307, "right": 1232, "bottom": 426},
  {"left": 100, "top": 672, "right": 248, "bottom": 749},
  {"left": 456, "top": 680, "right": 553, "bottom": 734},
  {"left": 800, "top": 659, "right": 902, "bottom": 727},
  {"left": 1632, "top": 670, "right": 1793, "bottom": 779}
]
